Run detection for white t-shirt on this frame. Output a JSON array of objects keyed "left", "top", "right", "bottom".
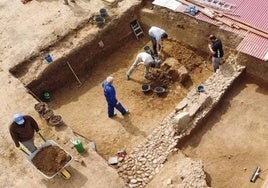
[
  {"left": 148, "top": 26, "right": 166, "bottom": 42},
  {"left": 137, "top": 52, "right": 154, "bottom": 65}
]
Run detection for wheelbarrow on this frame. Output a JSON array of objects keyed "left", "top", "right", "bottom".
[{"left": 21, "top": 133, "right": 73, "bottom": 180}]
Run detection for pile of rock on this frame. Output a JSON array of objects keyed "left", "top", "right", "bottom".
[{"left": 34, "top": 102, "right": 63, "bottom": 126}]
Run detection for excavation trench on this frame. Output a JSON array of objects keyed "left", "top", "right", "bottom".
[{"left": 8, "top": 2, "right": 268, "bottom": 188}]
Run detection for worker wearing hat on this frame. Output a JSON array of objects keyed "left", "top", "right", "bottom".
[
  {"left": 102, "top": 76, "right": 129, "bottom": 118},
  {"left": 9, "top": 114, "right": 40, "bottom": 153}
]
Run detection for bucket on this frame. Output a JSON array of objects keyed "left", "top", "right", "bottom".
[
  {"left": 94, "top": 15, "right": 105, "bottom": 26},
  {"left": 45, "top": 54, "right": 53, "bottom": 63},
  {"left": 99, "top": 8, "right": 108, "bottom": 17},
  {"left": 43, "top": 92, "right": 50, "bottom": 102},
  {"left": 73, "top": 139, "right": 85, "bottom": 153},
  {"left": 142, "top": 84, "right": 151, "bottom": 92},
  {"left": 197, "top": 85, "right": 204, "bottom": 92}
]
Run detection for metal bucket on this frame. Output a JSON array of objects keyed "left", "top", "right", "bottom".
[
  {"left": 154, "top": 87, "right": 166, "bottom": 95},
  {"left": 197, "top": 85, "right": 204, "bottom": 92},
  {"left": 45, "top": 54, "right": 53, "bottom": 63},
  {"left": 94, "top": 15, "right": 105, "bottom": 26},
  {"left": 99, "top": 8, "right": 108, "bottom": 17},
  {"left": 142, "top": 84, "right": 151, "bottom": 92}
]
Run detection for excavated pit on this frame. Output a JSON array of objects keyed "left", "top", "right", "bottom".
[{"left": 9, "top": 2, "right": 268, "bottom": 188}]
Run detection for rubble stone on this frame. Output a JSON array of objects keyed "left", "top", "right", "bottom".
[{"left": 117, "top": 63, "right": 245, "bottom": 188}]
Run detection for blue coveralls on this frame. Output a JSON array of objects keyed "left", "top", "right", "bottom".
[{"left": 102, "top": 81, "right": 127, "bottom": 117}]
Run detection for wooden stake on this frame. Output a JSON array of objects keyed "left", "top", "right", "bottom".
[{"left": 66, "top": 61, "right": 82, "bottom": 86}]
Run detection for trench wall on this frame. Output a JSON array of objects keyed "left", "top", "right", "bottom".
[
  {"left": 26, "top": 2, "right": 144, "bottom": 97},
  {"left": 139, "top": 7, "right": 242, "bottom": 57},
  {"left": 117, "top": 60, "right": 245, "bottom": 188},
  {"left": 139, "top": 6, "right": 268, "bottom": 82},
  {"left": 14, "top": 4, "right": 268, "bottom": 97}
]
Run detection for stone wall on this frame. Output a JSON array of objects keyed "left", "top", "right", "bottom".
[{"left": 117, "top": 59, "right": 245, "bottom": 188}]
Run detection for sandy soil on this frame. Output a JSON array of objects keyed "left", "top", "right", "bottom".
[
  {"left": 49, "top": 36, "right": 211, "bottom": 160},
  {"left": 2, "top": 0, "right": 268, "bottom": 187},
  {"left": 180, "top": 74, "right": 268, "bottom": 188}
]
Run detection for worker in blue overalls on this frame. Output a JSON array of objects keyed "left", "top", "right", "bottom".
[{"left": 102, "top": 76, "right": 129, "bottom": 118}]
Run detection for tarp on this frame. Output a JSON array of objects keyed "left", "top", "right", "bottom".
[{"left": 152, "top": 0, "right": 182, "bottom": 11}]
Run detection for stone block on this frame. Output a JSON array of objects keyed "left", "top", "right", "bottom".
[
  {"left": 175, "top": 98, "right": 188, "bottom": 112},
  {"left": 189, "top": 103, "right": 201, "bottom": 117},
  {"left": 173, "top": 112, "right": 191, "bottom": 132},
  {"left": 177, "top": 65, "right": 189, "bottom": 83},
  {"left": 189, "top": 93, "right": 212, "bottom": 117},
  {"left": 162, "top": 57, "right": 178, "bottom": 67},
  {"left": 198, "top": 93, "right": 212, "bottom": 110}
]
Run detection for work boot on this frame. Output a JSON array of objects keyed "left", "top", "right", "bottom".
[
  {"left": 109, "top": 114, "right": 117, "bottom": 118},
  {"left": 123, "top": 110, "right": 130, "bottom": 116},
  {"left": 126, "top": 74, "right": 130, "bottom": 80}
]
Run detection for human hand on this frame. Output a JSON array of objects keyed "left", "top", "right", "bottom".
[{"left": 16, "top": 146, "right": 22, "bottom": 150}]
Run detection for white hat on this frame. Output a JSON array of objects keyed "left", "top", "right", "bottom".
[{"left": 13, "top": 114, "right": 25, "bottom": 125}]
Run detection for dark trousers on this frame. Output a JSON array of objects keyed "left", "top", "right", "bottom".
[
  {"left": 150, "top": 36, "right": 157, "bottom": 55},
  {"left": 108, "top": 102, "right": 127, "bottom": 117}
]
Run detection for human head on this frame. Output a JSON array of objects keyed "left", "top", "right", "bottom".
[
  {"left": 106, "top": 76, "right": 114, "bottom": 84},
  {"left": 13, "top": 114, "right": 25, "bottom": 125},
  {"left": 161, "top": 33, "right": 168, "bottom": 40},
  {"left": 209, "top": 34, "right": 217, "bottom": 41}
]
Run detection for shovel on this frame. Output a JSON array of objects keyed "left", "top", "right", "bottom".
[{"left": 38, "top": 132, "right": 47, "bottom": 142}]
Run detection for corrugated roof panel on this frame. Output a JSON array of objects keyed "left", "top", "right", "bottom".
[
  {"left": 174, "top": 0, "right": 268, "bottom": 60},
  {"left": 236, "top": 33, "right": 268, "bottom": 60},
  {"left": 230, "top": 0, "right": 268, "bottom": 32}
]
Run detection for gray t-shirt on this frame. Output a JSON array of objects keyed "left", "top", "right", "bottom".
[
  {"left": 149, "top": 26, "right": 166, "bottom": 42},
  {"left": 137, "top": 52, "right": 154, "bottom": 65}
]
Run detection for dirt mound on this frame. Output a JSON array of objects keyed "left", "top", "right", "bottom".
[{"left": 32, "top": 145, "right": 71, "bottom": 177}]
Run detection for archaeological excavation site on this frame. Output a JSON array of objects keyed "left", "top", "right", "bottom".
[{"left": 1, "top": 0, "right": 268, "bottom": 187}]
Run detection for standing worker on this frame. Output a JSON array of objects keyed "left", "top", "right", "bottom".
[
  {"left": 208, "top": 34, "right": 224, "bottom": 72},
  {"left": 148, "top": 26, "right": 168, "bottom": 57},
  {"left": 9, "top": 114, "right": 40, "bottom": 153},
  {"left": 102, "top": 76, "right": 129, "bottom": 118},
  {"left": 126, "top": 52, "right": 155, "bottom": 80}
]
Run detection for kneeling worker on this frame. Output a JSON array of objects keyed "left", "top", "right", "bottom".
[{"left": 126, "top": 52, "right": 155, "bottom": 80}]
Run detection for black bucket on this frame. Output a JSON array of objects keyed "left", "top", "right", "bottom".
[
  {"left": 154, "top": 87, "right": 166, "bottom": 96},
  {"left": 99, "top": 8, "right": 108, "bottom": 17},
  {"left": 142, "top": 84, "right": 151, "bottom": 92},
  {"left": 94, "top": 15, "right": 105, "bottom": 26}
]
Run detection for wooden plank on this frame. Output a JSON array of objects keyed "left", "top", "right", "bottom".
[{"left": 178, "top": 0, "right": 268, "bottom": 38}]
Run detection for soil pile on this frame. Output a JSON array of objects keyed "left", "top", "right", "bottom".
[{"left": 32, "top": 145, "right": 71, "bottom": 177}]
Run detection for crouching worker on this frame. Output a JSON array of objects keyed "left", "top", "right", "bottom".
[
  {"left": 126, "top": 52, "right": 155, "bottom": 80},
  {"left": 9, "top": 114, "right": 40, "bottom": 153}
]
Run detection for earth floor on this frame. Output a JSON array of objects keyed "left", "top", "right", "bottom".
[
  {"left": 180, "top": 74, "right": 268, "bottom": 188},
  {"left": 48, "top": 36, "right": 211, "bottom": 160}
]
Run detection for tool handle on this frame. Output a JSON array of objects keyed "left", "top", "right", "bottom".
[
  {"left": 21, "top": 148, "right": 30, "bottom": 156},
  {"left": 38, "top": 132, "right": 47, "bottom": 142}
]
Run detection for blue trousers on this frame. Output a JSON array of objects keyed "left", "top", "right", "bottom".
[{"left": 108, "top": 102, "right": 127, "bottom": 117}]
